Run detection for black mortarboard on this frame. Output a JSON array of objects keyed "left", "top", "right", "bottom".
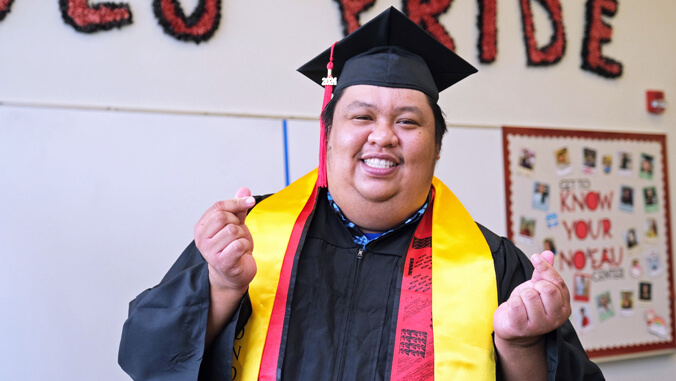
[
  {"left": 297, "top": 6, "right": 477, "bottom": 187},
  {"left": 297, "top": 6, "right": 477, "bottom": 101}
]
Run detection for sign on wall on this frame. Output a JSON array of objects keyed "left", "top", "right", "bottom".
[
  {"left": 503, "top": 126, "right": 675, "bottom": 359},
  {"left": 0, "top": 0, "right": 623, "bottom": 77}
]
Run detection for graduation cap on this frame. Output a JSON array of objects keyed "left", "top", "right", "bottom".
[{"left": 297, "top": 6, "right": 477, "bottom": 187}]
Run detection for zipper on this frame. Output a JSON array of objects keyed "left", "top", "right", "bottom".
[
  {"left": 324, "top": 191, "right": 429, "bottom": 379},
  {"left": 335, "top": 245, "right": 366, "bottom": 381}
]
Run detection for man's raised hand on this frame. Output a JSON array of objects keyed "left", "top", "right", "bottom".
[
  {"left": 491, "top": 251, "right": 571, "bottom": 380},
  {"left": 493, "top": 251, "right": 571, "bottom": 347},
  {"left": 194, "top": 187, "right": 257, "bottom": 294}
]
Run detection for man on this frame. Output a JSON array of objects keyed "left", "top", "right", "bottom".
[{"left": 119, "top": 7, "right": 603, "bottom": 380}]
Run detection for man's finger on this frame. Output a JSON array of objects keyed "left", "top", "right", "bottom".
[
  {"left": 210, "top": 196, "right": 255, "bottom": 219},
  {"left": 195, "top": 193, "right": 255, "bottom": 242},
  {"left": 218, "top": 237, "right": 254, "bottom": 265},
  {"left": 533, "top": 280, "right": 565, "bottom": 317},
  {"left": 509, "top": 280, "right": 535, "bottom": 298},
  {"left": 530, "top": 252, "right": 556, "bottom": 282},
  {"left": 197, "top": 209, "right": 244, "bottom": 238},
  {"left": 233, "top": 187, "right": 254, "bottom": 223},
  {"left": 203, "top": 195, "right": 255, "bottom": 218},
  {"left": 494, "top": 296, "right": 528, "bottom": 337},
  {"left": 541, "top": 250, "right": 555, "bottom": 266},
  {"left": 530, "top": 252, "right": 571, "bottom": 304},
  {"left": 209, "top": 223, "right": 251, "bottom": 253}
]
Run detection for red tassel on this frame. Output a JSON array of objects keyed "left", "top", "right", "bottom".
[
  {"left": 317, "top": 42, "right": 337, "bottom": 188},
  {"left": 317, "top": 85, "right": 331, "bottom": 187}
]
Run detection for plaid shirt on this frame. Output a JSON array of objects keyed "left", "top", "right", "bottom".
[{"left": 326, "top": 191, "right": 429, "bottom": 247}]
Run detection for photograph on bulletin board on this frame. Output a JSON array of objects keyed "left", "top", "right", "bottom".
[{"left": 502, "top": 126, "right": 675, "bottom": 360}]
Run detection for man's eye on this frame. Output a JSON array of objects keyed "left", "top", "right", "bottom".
[
  {"left": 398, "top": 119, "right": 418, "bottom": 125},
  {"left": 354, "top": 115, "right": 373, "bottom": 121}
]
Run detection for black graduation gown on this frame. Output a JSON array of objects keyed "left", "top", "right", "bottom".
[{"left": 119, "top": 192, "right": 604, "bottom": 381}]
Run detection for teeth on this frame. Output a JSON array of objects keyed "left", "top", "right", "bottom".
[{"left": 364, "top": 158, "right": 396, "bottom": 169}]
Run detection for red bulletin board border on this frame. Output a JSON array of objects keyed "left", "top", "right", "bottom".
[{"left": 502, "top": 126, "right": 675, "bottom": 360}]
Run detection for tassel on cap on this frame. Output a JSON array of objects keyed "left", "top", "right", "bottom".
[{"left": 317, "top": 42, "right": 337, "bottom": 188}]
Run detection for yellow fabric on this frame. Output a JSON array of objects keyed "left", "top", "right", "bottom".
[
  {"left": 233, "top": 171, "right": 497, "bottom": 380},
  {"left": 232, "top": 170, "right": 318, "bottom": 380},
  {"left": 431, "top": 177, "right": 497, "bottom": 380}
]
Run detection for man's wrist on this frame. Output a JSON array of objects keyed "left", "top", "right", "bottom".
[
  {"left": 495, "top": 334, "right": 547, "bottom": 381},
  {"left": 495, "top": 333, "right": 545, "bottom": 351},
  {"left": 208, "top": 265, "right": 249, "bottom": 297}
]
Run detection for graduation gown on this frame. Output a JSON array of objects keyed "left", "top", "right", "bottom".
[{"left": 118, "top": 190, "right": 604, "bottom": 380}]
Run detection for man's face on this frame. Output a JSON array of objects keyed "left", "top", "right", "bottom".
[{"left": 326, "top": 85, "right": 438, "bottom": 212}]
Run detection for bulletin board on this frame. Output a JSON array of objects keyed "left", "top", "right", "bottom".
[{"left": 502, "top": 126, "right": 675, "bottom": 360}]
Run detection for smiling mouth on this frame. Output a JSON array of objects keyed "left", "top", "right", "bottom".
[{"left": 363, "top": 158, "right": 397, "bottom": 169}]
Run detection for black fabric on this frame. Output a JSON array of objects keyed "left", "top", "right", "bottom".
[
  {"left": 333, "top": 46, "right": 439, "bottom": 101},
  {"left": 119, "top": 198, "right": 605, "bottom": 381},
  {"left": 280, "top": 190, "right": 415, "bottom": 380},
  {"left": 118, "top": 241, "right": 210, "bottom": 381},
  {"left": 478, "top": 223, "right": 604, "bottom": 381},
  {"left": 297, "top": 7, "right": 477, "bottom": 100}
]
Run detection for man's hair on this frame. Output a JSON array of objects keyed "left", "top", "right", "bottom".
[{"left": 320, "top": 89, "right": 448, "bottom": 149}]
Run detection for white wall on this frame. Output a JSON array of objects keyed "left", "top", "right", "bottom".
[
  {"left": 1, "top": 0, "right": 675, "bottom": 379},
  {"left": 0, "top": 107, "right": 286, "bottom": 379},
  {"left": 2, "top": 0, "right": 674, "bottom": 130}
]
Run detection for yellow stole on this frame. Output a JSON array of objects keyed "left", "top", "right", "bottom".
[{"left": 232, "top": 170, "right": 497, "bottom": 380}]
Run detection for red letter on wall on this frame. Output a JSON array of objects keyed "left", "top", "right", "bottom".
[
  {"left": 404, "top": 0, "right": 455, "bottom": 51},
  {"left": 581, "top": 0, "right": 622, "bottom": 78},
  {"left": 334, "top": 0, "right": 376, "bottom": 36},
  {"left": 153, "top": 0, "right": 221, "bottom": 43},
  {"left": 477, "top": 0, "right": 497, "bottom": 63},
  {"left": 0, "top": 0, "right": 15, "bottom": 22},
  {"left": 519, "top": 0, "right": 566, "bottom": 65},
  {"left": 59, "top": 0, "right": 132, "bottom": 33}
]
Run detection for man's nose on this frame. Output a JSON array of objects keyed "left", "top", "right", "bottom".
[{"left": 367, "top": 121, "right": 399, "bottom": 147}]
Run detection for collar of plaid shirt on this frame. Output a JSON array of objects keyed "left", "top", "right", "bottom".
[{"left": 326, "top": 190, "right": 429, "bottom": 247}]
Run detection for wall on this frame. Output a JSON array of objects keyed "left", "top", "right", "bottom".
[{"left": 1, "top": 0, "right": 675, "bottom": 379}]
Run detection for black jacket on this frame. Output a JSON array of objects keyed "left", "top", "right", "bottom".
[{"left": 119, "top": 191, "right": 604, "bottom": 380}]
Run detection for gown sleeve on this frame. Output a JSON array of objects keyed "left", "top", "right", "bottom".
[
  {"left": 118, "top": 241, "right": 252, "bottom": 381},
  {"left": 478, "top": 223, "right": 606, "bottom": 381}
]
